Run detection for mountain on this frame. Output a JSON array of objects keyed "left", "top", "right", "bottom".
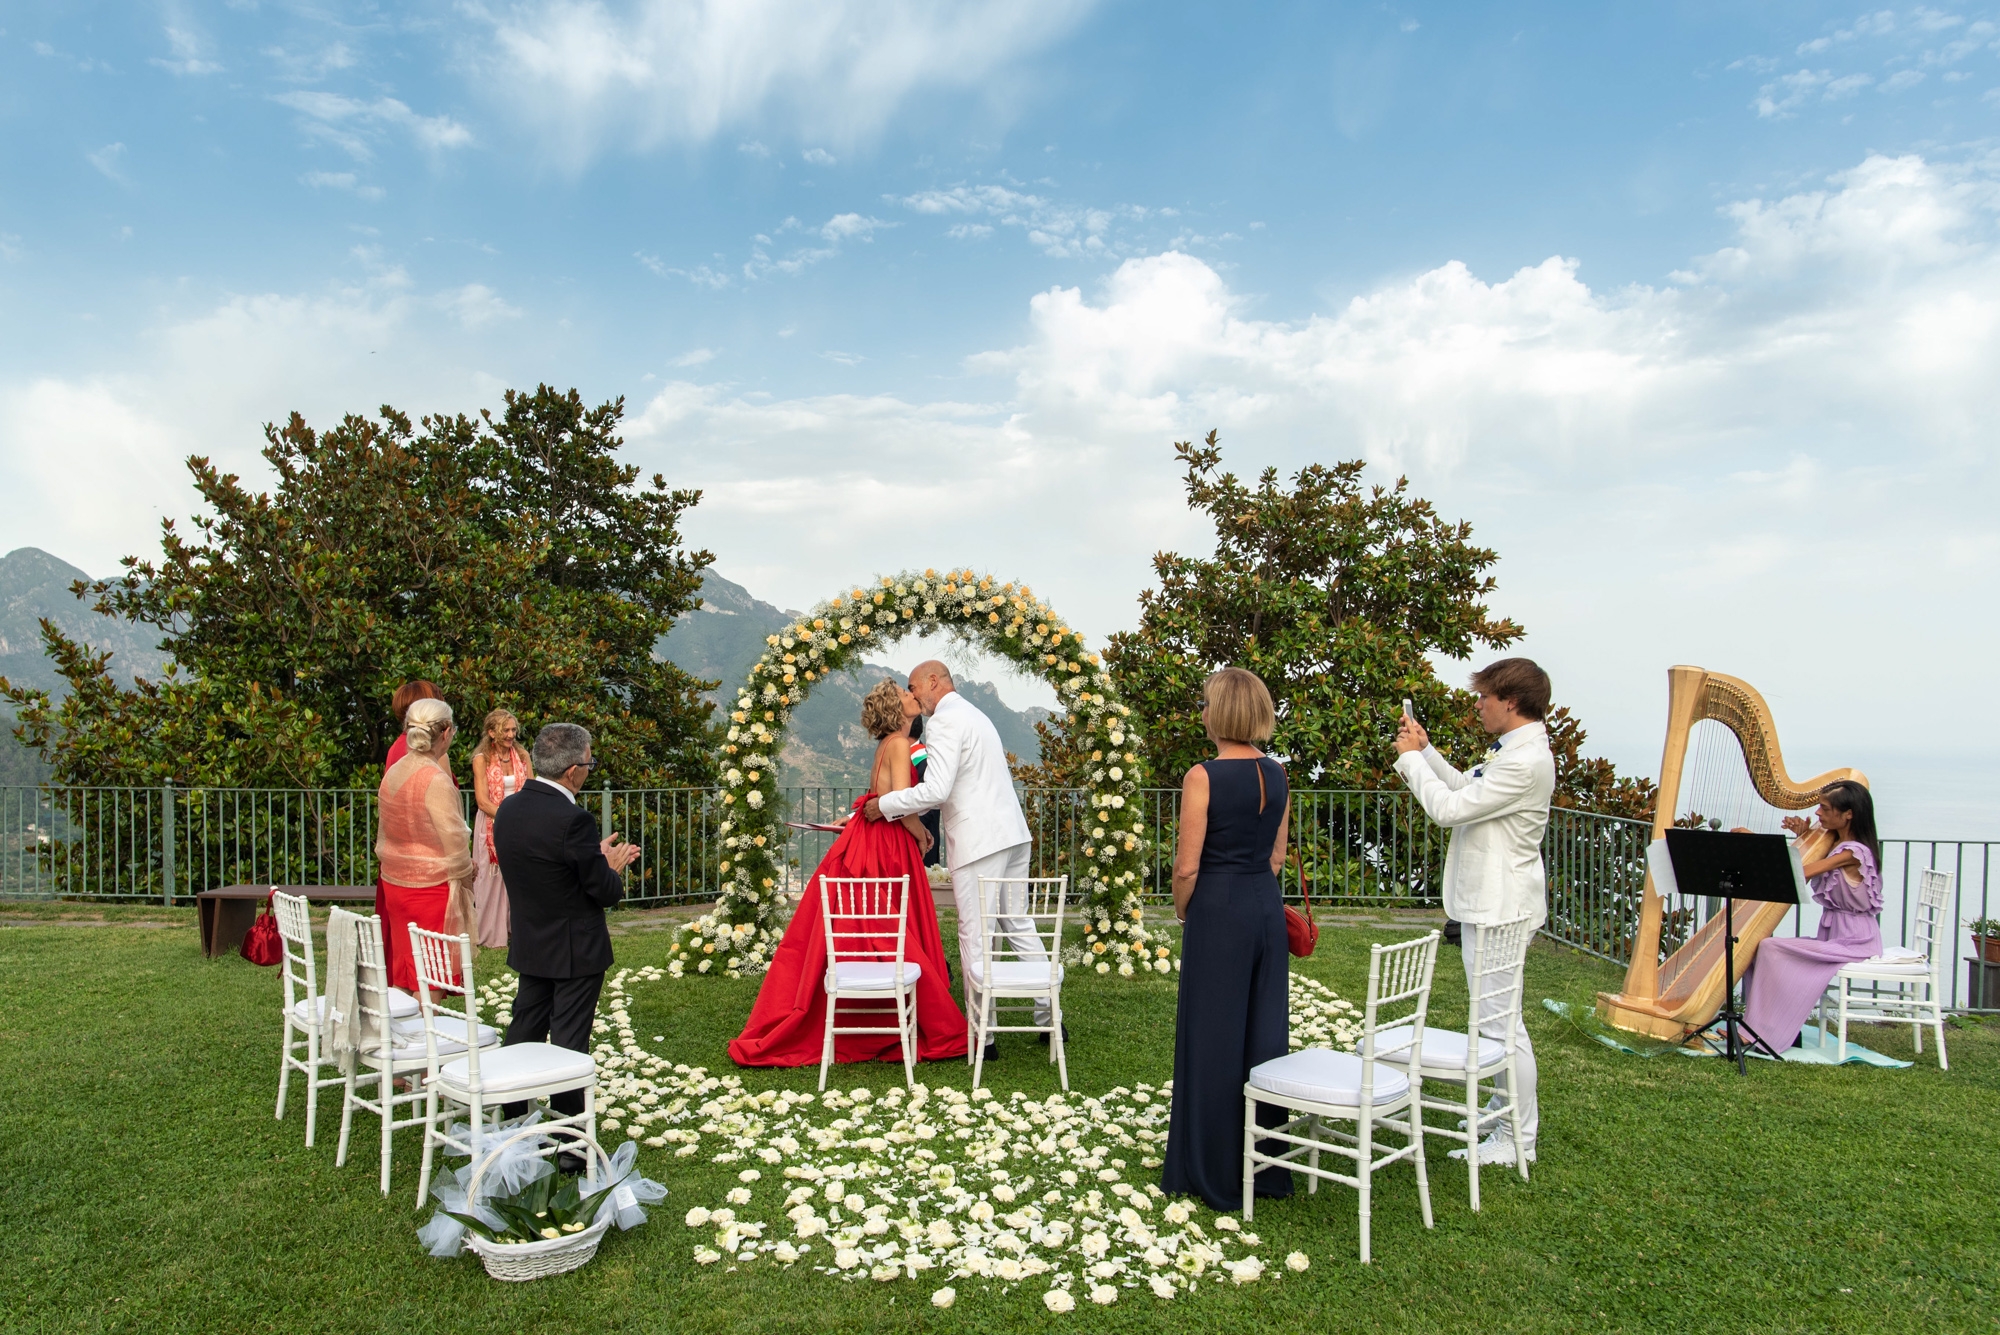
[
  {"left": 0, "top": 548, "right": 168, "bottom": 694},
  {"left": 0, "top": 548, "right": 173, "bottom": 784},
  {"left": 657, "top": 570, "right": 1050, "bottom": 788}
]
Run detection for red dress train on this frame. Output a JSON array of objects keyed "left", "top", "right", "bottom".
[{"left": 729, "top": 796, "right": 969, "bottom": 1067}]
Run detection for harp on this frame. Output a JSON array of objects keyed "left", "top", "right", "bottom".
[{"left": 1597, "top": 666, "right": 1867, "bottom": 1042}]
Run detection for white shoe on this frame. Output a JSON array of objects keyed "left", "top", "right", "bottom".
[{"left": 1448, "top": 1133, "right": 1534, "bottom": 1166}]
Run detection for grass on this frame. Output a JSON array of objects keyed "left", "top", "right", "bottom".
[{"left": 2, "top": 905, "right": 1997, "bottom": 1334}]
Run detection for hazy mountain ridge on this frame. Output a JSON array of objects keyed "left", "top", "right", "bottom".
[
  {"left": 0, "top": 548, "right": 168, "bottom": 694},
  {"left": 0, "top": 548, "right": 174, "bottom": 784},
  {"left": 658, "top": 570, "right": 1049, "bottom": 789}
]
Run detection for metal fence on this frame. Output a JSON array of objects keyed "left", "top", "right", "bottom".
[{"left": 3, "top": 782, "right": 1992, "bottom": 1011}]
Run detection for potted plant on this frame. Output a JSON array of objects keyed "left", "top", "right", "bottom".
[{"left": 1969, "top": 918, "right": 2000, "bottom": 965}]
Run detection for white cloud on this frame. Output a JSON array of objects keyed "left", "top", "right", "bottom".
[
  {"left": 441, "top": 284, "right": 521, "bottom": 329},
  {"left": 86, "top": 143, "right": 128, "bottom": 183},
  {"left": 467, "top": 0, "right": 1095, "bottom": 164},
  {"left": 1880, "top": 68, "right": 1926, "bottom": 92},
  {"left": 819, "top": 213, "right": 889, "bottom": 242},
  {"left": 801, "top": 147, "right": 837, "bottom": 166},
  {"left": 671, "top": 347, "right": 716, "bottom": 366},
  {"left": 274, "top": 91, "right": 473, "bottom": 159},
  {"left": 894, "top": 183, "right": 1152, "bottom": 258},
  {"left": 615, "top": 151, "right": 2000, "bottom": 819},
  {"left": 301, "top": 170, "right": 386, "bottom": 201},
  {"left": 152, "top": 27, "right": 222, "bottom": 76}
]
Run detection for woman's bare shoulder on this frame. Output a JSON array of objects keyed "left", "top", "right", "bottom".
[{"left": 1181, "top": 762, "right": 1209, "bottom": 786}]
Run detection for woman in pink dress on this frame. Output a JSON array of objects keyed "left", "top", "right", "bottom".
[
  {"left": 376, "top": 698, "right": 474, "bottom": 993},
  {"left": 468, "top": 708, "right": 532, "bottom": 949},
  {"left": 1741, "top": 781, "right": 1885, "bottom": 1051},
  {"left": 730, "top": 680, "right": 969, "bottom": 1068}
]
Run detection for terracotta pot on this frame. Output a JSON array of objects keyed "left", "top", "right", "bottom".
[{"left": 1980, "top": 936, "right": 2000, "bottom": 965}]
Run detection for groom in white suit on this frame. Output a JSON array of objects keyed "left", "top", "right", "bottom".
[
  {"left": 865, "top": 661, "right": 1049, "bottom": 1060},
  {"left": 1394, "top": 657, "right": 1556, "bottom": 1165}
]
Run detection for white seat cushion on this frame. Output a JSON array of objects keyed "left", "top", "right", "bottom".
[
  {"left": 1837, "top": 957, "right": 1931, "bottom": 978},
  {"left": 1375, "top": 1024, "right": 1505, "bottom": 1071},
  {"left": 830, "top": 961, "right": 924, "bottom": 991},
  {"left": 435, "top": 1042, "right": 595, "bottom": 1095},
  {"left": 385, "top": 1014, "right": 502, "bottom": 1056},
  {"left": 974, "top": 961, "right": 1064, "bottom": 990},
  {"left": 289, "top": 995, "right": 329, "bottom": 1026},
  {"left": 1247, "top": 1048, "right": 1411, "bottom": 1108},
  {"left": 385, "top": 987, "right": 421, "bottom": 1019}
]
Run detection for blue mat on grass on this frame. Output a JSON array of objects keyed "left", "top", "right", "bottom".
[{"left": 1540, "top": 999, "right": 1912, "bottom": 1068}]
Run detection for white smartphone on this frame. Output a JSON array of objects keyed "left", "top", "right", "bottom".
[{"left": 1401, "top": 698, "right": 1413, "bottom": 720}]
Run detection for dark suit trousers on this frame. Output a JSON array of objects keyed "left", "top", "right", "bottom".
[{"left": 502, "top": 971, "right": 602, "bottom": 1118}]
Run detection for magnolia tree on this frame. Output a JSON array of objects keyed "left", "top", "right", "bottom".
[{"left": 666, "top": 568, "right": 1175, "bottom": 981}]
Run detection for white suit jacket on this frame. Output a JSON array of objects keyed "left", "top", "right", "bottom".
[
  {"left": 876, "top": 691, "right": 1031, "bottom": 868},
  {"left": 1393, "top": 722, "right": 1555, "bottom": 928}
]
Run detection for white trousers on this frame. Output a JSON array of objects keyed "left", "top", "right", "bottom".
[
  {"left": 1462, "top": 922, "right": 1539, "bottom": 1150},
  {"left": 952, "top": 842, "right": 1049, "bottom": 1025}
]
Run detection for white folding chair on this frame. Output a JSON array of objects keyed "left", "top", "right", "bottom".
[
  {"left": 1377, "top": 915, "right": 1535, "bottom": 1210},
  {"left": 1243, "top": 932, "right": 1440, "bottom": 1264},
  {"left": 411, "top": 925, "right": 597, "bottom": 1206},
  {"left": 273, "top": 891, "right": 341, "bottom": 1147},
  {"left": 967, "top": 875, "right": 1068, "bottom": 1092},
  {"left": 819, "top": 875, "right": 921, "bottom": 1092},
  {"left": 336, "top": 916, "right": 500, "bottom": 1194},
  {"left": 1818, "top": 867, "right": 1952, "bottom": 1069}
]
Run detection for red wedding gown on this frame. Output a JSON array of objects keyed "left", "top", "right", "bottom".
[{"left": 729, "top": 796, "right": 969, "bottom": 1067}]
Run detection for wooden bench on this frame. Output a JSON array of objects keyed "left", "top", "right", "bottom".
[{"left": 197, "top": 884, "right": 377, "bottom": 958}]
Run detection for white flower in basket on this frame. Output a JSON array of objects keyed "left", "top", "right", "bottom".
[{"left": 418, "top": 1124, "right": 666, "bottom": 1282}]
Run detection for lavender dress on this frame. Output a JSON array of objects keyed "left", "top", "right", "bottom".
[{"left": 1741, "top": 841, "right": 1882, "bottom": 1051}]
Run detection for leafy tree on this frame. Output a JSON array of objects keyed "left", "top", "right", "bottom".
[
  {"left": 2, "top": 387, "right": 717, "bottom": 790},
  {"left": 1107, "top": 432, "right": 1522, "bottom": 786},
  {"left": 1107, "top": 432, "right": 1648, "bottom": 816}
]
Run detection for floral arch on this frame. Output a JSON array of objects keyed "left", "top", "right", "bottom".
[{"left": 666, "top": 568, "right": 1174, "bottom": 981}]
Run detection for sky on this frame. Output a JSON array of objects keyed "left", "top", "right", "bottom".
[{"left": 3, "top": 2, "right": 1999, "bottom": 836}]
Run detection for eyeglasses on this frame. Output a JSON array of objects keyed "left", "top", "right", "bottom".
[{"left": 573, "top": 759, "right": 599, "bottom": 771}]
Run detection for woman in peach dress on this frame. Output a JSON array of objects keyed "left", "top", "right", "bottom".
[
  {"left": 376, "top": 698, "right": 475, "bottom": 992},
  {"left": 468, "top": 709, "right": 533, "bottom": 949}
]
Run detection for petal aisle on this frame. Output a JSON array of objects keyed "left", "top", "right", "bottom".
[{"left": 475, "top": 966, "right": 1366, "bottom": 1305}]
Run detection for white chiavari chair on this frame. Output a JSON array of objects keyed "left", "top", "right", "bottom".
[
  {"left": 1818, "top": 867, "right": 1952, "bottom": 1069},
  {"left": 819, "top": 875, "right": 920, "bottom": 1092},
  {"left": 1377, "top": 915, "right": 1535, "bottom": 1209},
  {"left": 1243, "top": 932, "right": 1440, "bottom": 1263},
  {"left": 411, "top": 925, "right": 596, "bottom": 1207},
  {"left": 967, "top": 875, "right": 1068, "bottom": 1091}
]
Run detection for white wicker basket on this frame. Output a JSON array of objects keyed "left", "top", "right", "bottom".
[{"left": 460, "top": 1125, "right": 618, "bottom": 1282}]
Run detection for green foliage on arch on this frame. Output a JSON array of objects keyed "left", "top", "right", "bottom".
[{"left": 665, "top": 567, "right": 1174, "bottom": 981}]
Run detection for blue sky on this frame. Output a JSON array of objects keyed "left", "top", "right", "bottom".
[{"left": 4, "top": 3, "right": 2000, "bottom": 833}]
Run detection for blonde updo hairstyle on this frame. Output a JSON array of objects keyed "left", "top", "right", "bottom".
[
  {"left": 1203, "top": 667, "right": 1276, "bottom": 746},
  {"left": 861, "top": 679, "right": 909, "bottom": 740},
  {"left": 403, "top": 697, "right": 456, "bottom": 756}
]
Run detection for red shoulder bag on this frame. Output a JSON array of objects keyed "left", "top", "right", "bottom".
[
  {"left": 1285, "top": 850, "right": 1318, "bottom": 957},
  {"left": 241, "top": 891, "right": 283, "bottom": 966}
]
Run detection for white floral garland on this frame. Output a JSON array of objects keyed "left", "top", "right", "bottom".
[
  {"left": 476, "top": 967, "right": 1363, "bottom": 1306},
  {"left": 665, "top": 568, "right": 1171, "bottom": 980}
]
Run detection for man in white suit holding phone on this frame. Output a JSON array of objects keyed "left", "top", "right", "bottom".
[
  {"left": 1393, "top": 658, "right": 1556, "bottom": 1165},
  {"left": 865, "top": 661, "right": 1048, "bottom": 1062}
]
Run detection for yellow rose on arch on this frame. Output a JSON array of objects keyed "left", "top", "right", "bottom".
[{"left": 666, "top": 568, "right": 1175, "bottom": 981}]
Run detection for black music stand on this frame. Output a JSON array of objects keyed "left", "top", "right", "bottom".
[{"left": 1662, "top": 829, "right": 1807, "bottom": 1075}]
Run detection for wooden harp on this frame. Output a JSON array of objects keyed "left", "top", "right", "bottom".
[{"left": 1597, "top": 665, "right": 1867, "bottom": 1041}]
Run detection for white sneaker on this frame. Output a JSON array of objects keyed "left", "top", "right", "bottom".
[{"left": 1448, "top": 1133, "right": 1534, "bottom": 1166}]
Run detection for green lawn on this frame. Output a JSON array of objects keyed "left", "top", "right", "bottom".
[{"left": 2, "top": 904, "right": 1995, "bottom": 1334}]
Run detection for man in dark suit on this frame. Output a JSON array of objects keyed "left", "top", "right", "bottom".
[{"left": 493, "top": 722, "right": 639, "bottom": 1119}]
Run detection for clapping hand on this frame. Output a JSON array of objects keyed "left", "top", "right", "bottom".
[
  {"left": 1394, "top": 713, "right": 1430, "bottom": 755},
  {"left": 601, "top": 833, "right": 642, "bottom": 873}
]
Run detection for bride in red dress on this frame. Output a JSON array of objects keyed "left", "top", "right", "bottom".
[{"left": 729, "top": 681, "right": 970, "bottom": 1068}]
